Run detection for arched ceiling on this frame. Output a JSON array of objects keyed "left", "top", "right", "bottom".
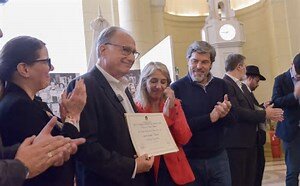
[{"left": 165, "top": 0, "right": 261, "bottom": 16}]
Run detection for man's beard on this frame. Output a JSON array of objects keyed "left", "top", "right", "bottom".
[
  {"left": 190, "top": 71, "right": 209, "bottom": 84},
  {"left": 193, "top": 74, "right": 206, "bottom": 83}
]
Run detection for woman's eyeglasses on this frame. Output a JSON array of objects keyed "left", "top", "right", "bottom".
[
  {"left": 105, "top": 43, "right": 140, "bottom": 60},
  {"left": 33, "top": 58, "right": 52, "bottom": 69}
]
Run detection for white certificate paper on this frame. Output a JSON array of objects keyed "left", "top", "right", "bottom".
[{"left": 125, "top": 113, "right": 179, "bottom": 157}]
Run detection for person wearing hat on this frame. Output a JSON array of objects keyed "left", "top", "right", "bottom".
[
  {"left": 272, "top": 53, "right": 300, "bottom": 186},
  {"left": 245, "top": 65, "right": 266, "bottom": 92},
  {"left": 223, "top": 54, "right": 284, "bottom": 186},
  {"left": 244, "top": 65, "right": 268, "bottom": 186}
]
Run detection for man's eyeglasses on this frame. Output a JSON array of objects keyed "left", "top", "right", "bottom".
[
  {"left": 33, "top": 58, "right": 52, "bottom": 70},
  {"left": 105, "top": 43, "right": 140, "bottom": 60}
]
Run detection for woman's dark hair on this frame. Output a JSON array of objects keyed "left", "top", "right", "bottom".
[
  {"left": 0, "top": 36, "right": 45, "bottom": 98},
  {"left": 0, "top": 36, "right": 45, "bottom": 82}
]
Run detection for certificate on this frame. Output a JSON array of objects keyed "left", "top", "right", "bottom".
[{"left": 125, "top": 113, "right": 179, "bottom": 157}]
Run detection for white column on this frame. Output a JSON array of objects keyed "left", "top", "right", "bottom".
[
  {"left": 151, "top": 0, "right": 166, "bottom": 44},
  {"left": 118, "top": 0, "right": 155, "bottom": 69}
]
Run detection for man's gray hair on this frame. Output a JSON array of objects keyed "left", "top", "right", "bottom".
[
  {"left": 225, "top": 53, "right": 246, "bottom": 72},
  {"left": 186, "top": 41, "right": 216, "bottom": 62},
  {"left": 96, "top": 26, "right": 128, "bottom": 58}
]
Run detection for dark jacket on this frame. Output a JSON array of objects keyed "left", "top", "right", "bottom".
[
  {"left": 0, "top": 83, "right": 75, "bottom": 186},
  {"left": 272, "top": 70, "right": 300, "bottom": 142},
  {"left": 67, "top": 67, "right": 153, "bottom": 186},
  {"left": 0, "top": 137, "right": 27, "bottom": 186},
  {"left": 223, "top": 74, "right": 266, "bottom": 148}
]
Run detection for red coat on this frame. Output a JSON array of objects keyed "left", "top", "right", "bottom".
[{"left": 136, "top": 99, "right": 195, "bottom": 185}]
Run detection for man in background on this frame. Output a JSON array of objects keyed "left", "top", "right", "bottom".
[
  {"left": 171, "top": 41, "right": 233, "bottom": 186},
  {"left": 223, "top": 54, "right": 283, "bottom": 186},
  {"left": 272, "top": 53, "right": 300, "bottom": 186},
  {"left": 244, "top": 65, "right": 268, "bottom": 186}
]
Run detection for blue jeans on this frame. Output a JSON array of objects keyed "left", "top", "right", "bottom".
[
  {"left": 283, "top": 131, "right": 300, "bottom": 186},
  {"left": 187, "top": 150, "right": 231, "bottom": 186}
]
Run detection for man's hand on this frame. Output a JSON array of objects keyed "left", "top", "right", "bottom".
[
  {"left": 216, "top": 94, "right": 231, "bottom": 118},
  {"left": 263, "top": 100, "right": 271, "bottom": 109},
  {"left": 265, "top": 104, "right": 284, "bottom": 122},
  {"left": 34, "top": 117, "right": 69, "bottom": 167},
  {"left": 51, "top": 138, "right": 85, "bottom": 167},
  {"left": 15, "top": 117, "right": 86, "bottom": 178},
  {"left": 210, "top": 107, "right": 220, "bottom": 123},
  {"left": 15, "top": 134, "right": 70, "bottom": 178},
  {"left": 210, "top": 94, "right": 231, "bottom": 123},
  {"left": 70, "top": 138, "right": 86, "bottom": 155},
  {"left": 36, "top": 117, "right": 86, "bottom": 167},
  {"left": 294, "top": 81, "right": 300, "bottom": 98},
  {"left": 135, "top": 154, "right": 154, "bottom": 174}
]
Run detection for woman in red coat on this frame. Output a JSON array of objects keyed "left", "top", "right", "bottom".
[{"left": 135, "top": 62, "right": 195, "bottom": 185}]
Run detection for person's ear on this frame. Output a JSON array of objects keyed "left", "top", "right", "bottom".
[
  {"left": 238, "top": 63, "right": 244, "bottom": 70},
  {"left": 16, "top": 63, "right": 30, "bottom": 78},
  {"left": 98, "top": 45, "right": 106, "bottom": 57},
  {"left": 209, "top": 62, "right": 213, "bottom": 70}
]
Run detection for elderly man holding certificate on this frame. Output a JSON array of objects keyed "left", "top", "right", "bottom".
[
  {"left": 134, "top": 62, "right": 195, "bottom": 185},
  {"left": 67, "top": 26, "right": 154, "bottom": 186}
]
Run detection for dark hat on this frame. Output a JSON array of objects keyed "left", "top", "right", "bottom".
[
  {"left": 293, "top": 53, "right": 300, "bottom": 74},
  {"left": 246, "top": 65, "right": 266, "bottom": 81}
]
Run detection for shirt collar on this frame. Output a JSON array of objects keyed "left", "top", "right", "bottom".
[
  {"left": 226, "top": 73, "right": 243, "bottom": 87},
  {"left": 95, "top": 63, "right": 129, "bottom": 90},
  {"left": 189, "top": 72, "right": 214, "bottom": 87}
]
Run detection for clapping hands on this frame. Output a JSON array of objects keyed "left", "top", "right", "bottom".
[
  {"left": 60, "top": 79, "right": 86, "bottom": 122},
  {"left": 265, "top": 104, "right": 284, "bottom": 122},
  {"left": 15, "top": 117, "right": 86, "bottom": 179},
  {"left": 163, "top": 87, "right": 175, "bottom": 117},
  {"left": 210, "top": 94, "right": 232, "bottom": 123}
]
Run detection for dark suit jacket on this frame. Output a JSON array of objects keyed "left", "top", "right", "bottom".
[
  {"left": 67, "top": 67, "right": 152, "bottom": 186},
  {"left": 223, "top": 75, "right": 266, "bottom": 148},
  {"left": 272, "top": 70, "right": 300, "bottom": 142},
  {"left": 0, "top": 83, "right": 75, "bottom": 186},
  {"left": 248, "top": 91, "right": 267, "bottom": 146},
  {"left": 0, "top": 137, "right": 27, "bottom": 186}
]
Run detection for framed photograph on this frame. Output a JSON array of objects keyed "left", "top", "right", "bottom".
[
  {"left": 125, "top": 69, "right": 140, "bottom": 97},
  {"left": 36, "top": 73, "right": 78, "bottom": 117}
]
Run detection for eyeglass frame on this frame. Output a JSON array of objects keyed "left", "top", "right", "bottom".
[
  {"left": 105, "top": 43, "right": 140, "bottom": 60},
  {"left": 17, "top": 58, "right": 52, "bottom": 71},
  {"left": 30, "top": 58, "right": 52, "bottom": 70}
]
